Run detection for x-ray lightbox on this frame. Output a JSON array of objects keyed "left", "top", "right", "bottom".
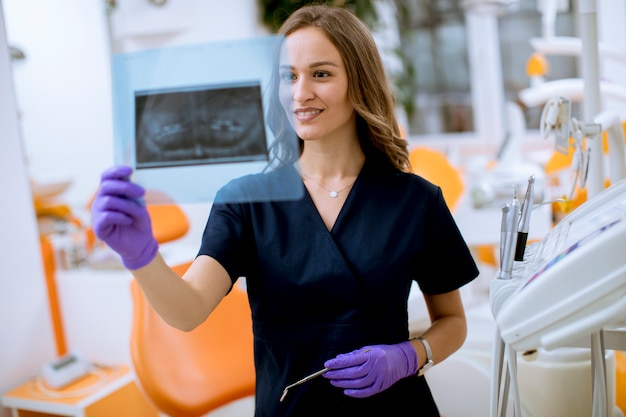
[{"left": 111, "top": 35, "right": 302, "bottom": 204}]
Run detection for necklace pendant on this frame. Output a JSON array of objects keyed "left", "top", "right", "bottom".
[{"left": 329, "top": 191, "right": 338, "bottom": 198}]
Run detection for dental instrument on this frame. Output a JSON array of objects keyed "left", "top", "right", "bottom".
[
  {"left": 490, "top": 206, "right": 528, "bottom": 417},
  {"left": 279, "top": 367, "right": 329, "bottom": 402},
  {"left": 279, "top": 348, "right": 372, "bottom": 403},
  {"left": 498, "top": 190, "right": 520, "bottom": 281},
  {"left": 498, "top": 203, "right": 511, "bottom": 277},
  {"left": 515, "top": 175, "right": 535, "bottom": 261}
]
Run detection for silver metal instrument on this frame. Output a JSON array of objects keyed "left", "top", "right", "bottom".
[{"left": 279, "top": 348, "right": 372, "bottom": 402}]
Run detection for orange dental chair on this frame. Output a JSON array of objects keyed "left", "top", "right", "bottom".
[
  {"left": 408, "top": 146, "right": 465, "bottom": 212},
  {"left": 129, "top": 262, "right": 255, "bottom": 417}
]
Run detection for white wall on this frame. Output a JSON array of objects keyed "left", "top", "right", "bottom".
[
  {"left": 4, "top": 0, "right": 115, "bottom": 211},
  {"left": 108, "top": 0, "right": 268, "bottom": 53},
  {"left": 0, "top": 3, "right": 56, "bottom": 416},
  {"left": 0, "top": 1, "right": 265, "bottom": 411}
]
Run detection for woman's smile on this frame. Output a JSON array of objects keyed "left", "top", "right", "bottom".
[{"left": 294, "top": 107, "right": 323, "bottom": 121}]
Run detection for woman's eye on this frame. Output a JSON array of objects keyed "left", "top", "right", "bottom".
[
  {"left": 313, "top": 70, "right": 330, "bottom": 78},
  {"left": 279, "top": 72, "right": 295, "bottom": 82}
]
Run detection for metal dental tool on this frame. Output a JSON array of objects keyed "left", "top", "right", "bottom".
[
  {"left": 498, "top": 203, "right": 514, "bottom": 280},
  {"left": 515, "top": 175, "right": 536, "bottom": 261},
  {"left": 499, "top": 203, "right": 511, "bottom": 275},
  {"left": 498, "top": 188, "right": 520, "bottom": 280},
  {"left": 279, "top": 348, "right": 372, "bottom": 402},
  {"left": 279, "top": 367, "right": 329, "bottom": 402}
]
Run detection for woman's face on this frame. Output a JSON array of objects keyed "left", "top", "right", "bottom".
[{"left": 278, "top": 26, "right": 356, "bottom": 143}]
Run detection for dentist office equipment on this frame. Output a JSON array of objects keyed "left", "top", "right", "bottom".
[
  {"left": 535, "top": 92, "right": 625, "bottom": 213},
  {"left": 489, "top": 91, "right": 626, "bottom": 416},
  {"left": 491, "top": 175, "right": 626, "bottom": 417},
  {"left": 489, "top": 175, "right": 533, "bottom": 417},
  {"left": 519, "top": 0, "right": 626, "bottom": 111},
  {"left": 523, "top": 0, "right": 626, "bottom": 202}
]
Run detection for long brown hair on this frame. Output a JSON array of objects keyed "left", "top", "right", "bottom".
[{"left": 265, "top": 3, "right": 410, "bottom": 172}]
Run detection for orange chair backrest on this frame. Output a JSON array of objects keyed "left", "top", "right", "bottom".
[
  {"left": 146, "top": 203, "right": 190, "bottom": 244},
  {"left": 409, "top": 146, "right": 465, "bottom": 212},
  {"left": 130, "top": 262, "right": 255, "bottom": 417}
]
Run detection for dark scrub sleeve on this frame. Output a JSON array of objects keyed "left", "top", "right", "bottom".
[
  {"left": 197, "top": 190, "right": 252, "bottom": 285},
  {"left": 416, "top": 186, "right": 479, "bottom": 294},
  {"left": 197, "top": 168, "right": 304, "bottom": 284}
]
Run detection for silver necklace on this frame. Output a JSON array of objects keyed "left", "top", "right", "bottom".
[{"left": 301, "top": 171, "right": 355, "bottom": 198}]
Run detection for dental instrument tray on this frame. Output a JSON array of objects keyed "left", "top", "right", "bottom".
[{"left": 495, "top": 178, "right": 626, "bottom": 352}]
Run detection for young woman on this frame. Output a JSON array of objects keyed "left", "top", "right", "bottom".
[{"left": 91, "top": 4, "right": 479, "bottom": 416}]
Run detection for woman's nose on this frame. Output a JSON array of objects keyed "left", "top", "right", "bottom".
[{"left": 292, "top": 78, "right": 314, "bottom": 103}]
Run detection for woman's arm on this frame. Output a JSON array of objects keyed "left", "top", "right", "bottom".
[
  {"left": 91, "top": 165, "right": 234, "bottom": 332},
  {"left": 131, "top": 254, "right": 232, "bottom": 332},
  {"left": 411, "top": 289, "right": 467, "bottom": 370}
]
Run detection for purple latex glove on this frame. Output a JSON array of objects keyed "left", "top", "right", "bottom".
[
  {"left": 91, "top": 165, "right": 158, "bottom": 270},
  {"left": 323, "top": 341, "right": 418, "bottom": 398}
]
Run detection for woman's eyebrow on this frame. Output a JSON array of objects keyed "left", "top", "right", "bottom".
[
  {"left": 308, "top": 60, "right": 339, "bottom": 68},
  {"left": 278, "top": 61, "right": 339, "bottom": 71}
]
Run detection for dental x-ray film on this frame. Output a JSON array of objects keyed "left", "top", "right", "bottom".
[{"left": 112, "top": 35, "right": 303, "bottom": 204}]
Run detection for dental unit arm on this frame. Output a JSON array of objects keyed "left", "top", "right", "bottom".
[
  {"left": 592, "top": 111, "right": 626, "bottom": 190},
  {"left": 538, "top": 93, "right": 626, "bottom": 205}
]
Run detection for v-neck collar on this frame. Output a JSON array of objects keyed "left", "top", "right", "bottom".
[{"left": 297, "top": 162, "right": 364, "bottom": 234}]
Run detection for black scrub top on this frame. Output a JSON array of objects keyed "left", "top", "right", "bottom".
[{"left": 198, "top": 156, "right": 479, "bottom": 417}]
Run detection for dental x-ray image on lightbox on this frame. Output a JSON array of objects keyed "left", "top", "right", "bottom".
[
  {"left": 112, "top": 35, "right": 303, "bottom": 204},
  {"left": 134, "top": 82, "right": 267, "bottom": 169}
]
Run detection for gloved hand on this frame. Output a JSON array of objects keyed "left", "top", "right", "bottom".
[
  {"left": 91, "top": 165, "right": 158, "bottom": 270},
  {"left": 323, "top": 341, "right": 418, "bottom": 398}
]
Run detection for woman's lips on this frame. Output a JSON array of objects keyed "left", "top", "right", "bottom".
[{"left": 294, "top": 108, "right": 322, "bottom": 122}]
